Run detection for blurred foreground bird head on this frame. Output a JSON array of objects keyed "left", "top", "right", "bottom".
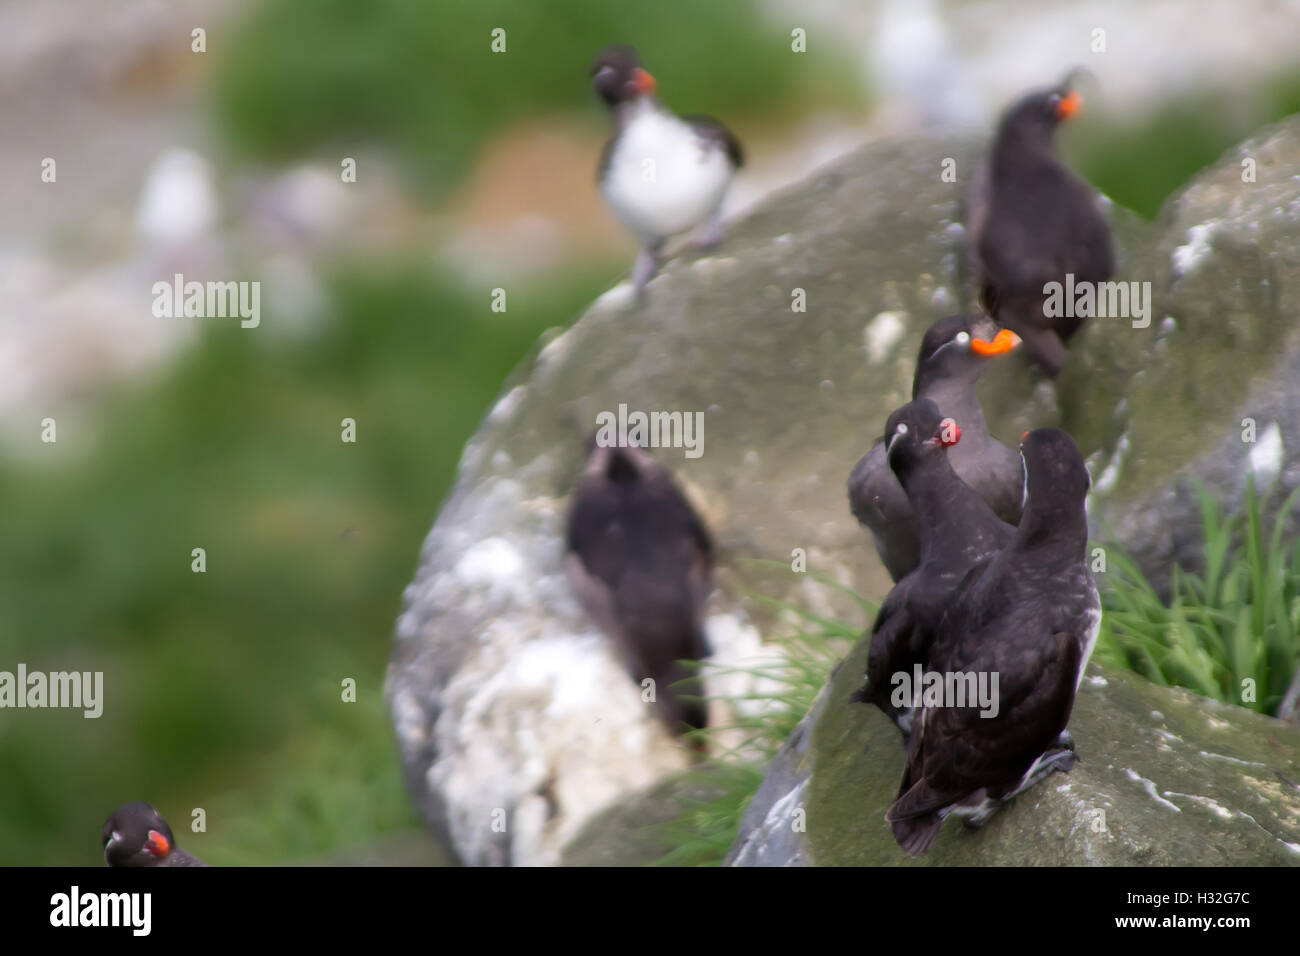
[
  {"left": 997, "top": 70, "right": 1091, "bottom": 145},
  {"left": 591, "top": 45, "right": 657, "bottom": 107},
  {"left": 102, "top": 802, "right": 177, "bottom": 867}
]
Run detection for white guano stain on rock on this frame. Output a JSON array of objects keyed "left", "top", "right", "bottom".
[
  {"left": 1199, "top": 750, "right": 1268, "bottom": 768},
  {"left": 593, "top": 282, "right": 636, "bottom": 311},
  {"left": 391, "top": 454, "right": 797, "bottom": 866},
  {"left": 1248, "top": 420, "right": 1283, "bottom": 486},
  {"left": 767, "top": 780, "right": 806, "bottom": 827},
  {"left": 863, "top": 311, "right": 907, "bottom": 364},
  {"left": 1171, "top": 220, "right": 1219, "bottom": 276},
  {"left": 487, "top": 386, "right": 527, "bottom": 425},
  {"left": 731, "top": 779, "right": 807, "bottom": 866},
  {"left": 1162, "top": 791, "right": 1234, "bottom": 820},
  {"left": 1125, "top": 768, "right": 1182, "bottom": 812},
  {"left": 537, "top": 328, "right": 573, "bottom": 367}
]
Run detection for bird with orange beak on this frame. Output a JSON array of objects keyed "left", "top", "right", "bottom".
[
  {"left": 851, "top": 397, "right": 1017, "bottom": 735},
  {"left": 848, "top": 314, "right": 1025, "bottom": 583},
  {"left": 966, "top": 71, "right": 1114, "bottom": 375},
  {"left": 591, "top": 45, "right": 743, "bottom": 299},
  {"left": 102, "top": 802, "right": 208, "bottom": 867}
]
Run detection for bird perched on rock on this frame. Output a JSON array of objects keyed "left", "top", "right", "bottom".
[
  {"left": 852, "top": 398, "right": 1015, "bottom": 733},
  {"left": 848, "top": 314, "right": 1023, "bottom": 582},
  {"left": 566, "top": 440, "right": 714, "bottom": 737},
  {"left": 968, "top": 74, "right": 1114, "bottom": 375},
  {"left": 591, "top": 45, "right": 743, "bottom": 298},
  {"left": 886, "top": 428, "right": 1100, "bottom": 856},
  {"left": 102, "top": 802, "right": 207, "bottom": 867}
]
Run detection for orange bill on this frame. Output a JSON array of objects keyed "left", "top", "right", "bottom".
[
  {"left": 1057, "top": 90, "right": 1083, "bottom": 120},
  {"left": 971, "top": 328, "right": 1022, "bottom": 356},
  {"left": 633, "top": 68, "right": 657, "bottom": 95}
]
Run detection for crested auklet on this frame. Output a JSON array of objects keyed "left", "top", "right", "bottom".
[
  {"left": 102, "top": 802, "right": 208, "bottom": 867},
  {"left": 886, "top": 428, "right": 1100, "bottom": 856},
  {"left": 848, "top": 314, "right": 1023, "bottom": 581},
  {"left": 852, "top": 398, "right": 1015, "bottom": 733},
  {"left": 968, "top": 74, "right": 1114, "bottom": 375},
  {"left": 591, "top": 45, "right": 743, "bottom": 298},
  {"left": 566, "top": 440, "right": 714, "bottom": 737}
]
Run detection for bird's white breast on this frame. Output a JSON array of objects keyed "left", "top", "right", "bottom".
[{"left": 601, "top": 104, "right": 733, "bottom": 243}]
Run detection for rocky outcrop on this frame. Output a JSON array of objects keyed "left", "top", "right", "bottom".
[
  {"left": 728, "top": 655, "right": 1300, "bottom": 865},
  {"left": 388, "top": 116, "right": 1300, "bottom": 866}
]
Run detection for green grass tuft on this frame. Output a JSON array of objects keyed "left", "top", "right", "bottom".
[
  {"left": 0, "top": 261, "right": 613, "bottom": 865},
  {"left": 1095, "top": 476, "right": 1300, "bottom": 716},
  {"left": 649, "top": 570, "right": 873, "bottom": 866}
]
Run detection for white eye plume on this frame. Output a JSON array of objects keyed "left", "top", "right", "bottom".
[
  {"left": 886, "top": 422, "right": 909, "bottom": 455},
  {"left": 1020, "top": 451, "right": 1029, "bottom": 510}
]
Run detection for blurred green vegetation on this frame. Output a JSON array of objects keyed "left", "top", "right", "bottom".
[
  {"left": 1072, "top": 68, "right": 1300, "bottom": 219},
  {"left": 5, "top": 0, "right": 864, "bottom": 870},
  {"left": 215, "top": 0, "right": 861, "bottom": 193},
  {"left": 0, "top": 262, "right": 613, "bottom": 864}
]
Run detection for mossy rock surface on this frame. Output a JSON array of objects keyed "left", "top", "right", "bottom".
[{"left": 753, "top": 651, "right": 1300, "bottom": 866}]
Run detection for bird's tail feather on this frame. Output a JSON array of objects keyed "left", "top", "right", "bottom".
[{"left": 890, "top": 815, "right": 943, "bottom": 857}]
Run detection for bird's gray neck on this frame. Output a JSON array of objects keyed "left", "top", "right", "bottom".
[
  {"left": 916, "top": 377, "right": 991, "bottom": 440},
  {"left": 897, "top": 456, "right": 966, "bottom": 548},
  {"left": 992, "top": 127, "right": 1057, "bottom": 176}
]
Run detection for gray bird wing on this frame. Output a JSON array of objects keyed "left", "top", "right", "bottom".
[
  {"left": 848, "top": 440, "right": 917, "bottom": 581},
  {"left": 682, "top": 114, "right": 744, "bottom": 168}
]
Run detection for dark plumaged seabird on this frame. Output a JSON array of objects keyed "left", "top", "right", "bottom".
[
  {"left": 968, "top": 74, "right": 1114, "bottom": 375},
  {"left": 886, "top": 427, "right": 1100, "bottom": 856},
  {"left": 851, "top": 398, "right": 1015, "bottom": 733},
  {"left": 103, "top": 802, "right": 208, "bottom": 867},
  {"left": 591, "top": 45, "right": 743, "bottom": 298},
  {"left": 566, "top": 440, "right": 714, "bottom": 738},
  {"left": 848, "top": 314, "right": 1023, "bottom": 582}
]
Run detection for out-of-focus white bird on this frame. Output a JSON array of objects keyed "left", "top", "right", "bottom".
[
  {"left": 868, "top": 0, "right": 983, "bottom": 131},
  {"left": 134, "top": 147, "right": 218, "bottom": 247}
]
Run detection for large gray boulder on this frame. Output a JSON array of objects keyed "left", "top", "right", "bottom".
[
  {"left": 387, "top": 116, "right": 1300, "bottom": 866},
  {"left": 728, "top": 657, "right": 1300, "bottom": 866}
]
